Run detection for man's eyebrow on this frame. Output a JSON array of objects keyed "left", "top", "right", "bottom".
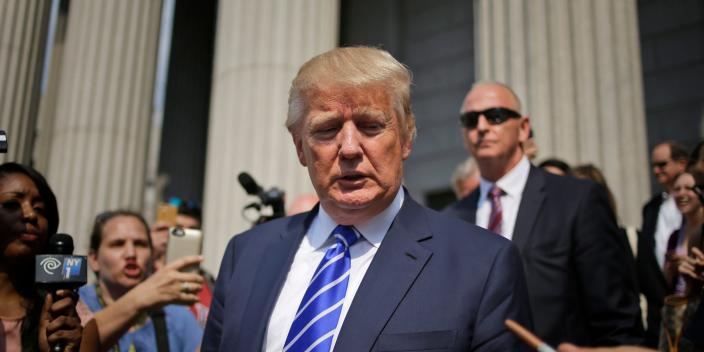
[
  {"left": 351, "top": 106, "right": 387, "bottom": 119},
  {"left": 308, "top": 111, "right": 341, "bottom": 126}
]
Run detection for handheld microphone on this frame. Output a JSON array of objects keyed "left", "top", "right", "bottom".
[
  {"left": 35, "top": 233, "right": 87, "bottom": 351},
  {"left": 237, "top": 172, "right": 286, "bottom": 223},
  {"left": 238, "top": 172, "right": 263, "bottom": 195}
]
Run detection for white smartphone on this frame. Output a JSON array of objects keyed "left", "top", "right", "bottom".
[{"left": 165, "top": 227, "right": 203, "bottom": 272}]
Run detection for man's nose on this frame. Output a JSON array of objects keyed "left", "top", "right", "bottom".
[
  {"left": 475, "top": 115, "right": 490, "bottom": 131},
  {"left": 339, "top": 123, "right": 363, "bottom": 159}
]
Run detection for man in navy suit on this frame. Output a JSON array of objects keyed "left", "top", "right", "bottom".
[
  {"left": 637, "top": 140, "right": 687, "bottom": 346},
  {"left": 202, "top": 47, "right": 532, "bottom": 351},
  {"left": 445, "top": 82, "right": 643, "bottom": 347}
]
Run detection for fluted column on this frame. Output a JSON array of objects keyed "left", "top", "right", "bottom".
[
  {"left": 202, "top": 0, "right": 338, "bottom": 272},
  {"left": 0, "top": 0, "right": 51, "bottom": 163},
  {"left": 475, "top": 0, "right": 649, "bottom": 227},
  {"left": 41, "top": 0, "right": 162, "bottom": 252}
]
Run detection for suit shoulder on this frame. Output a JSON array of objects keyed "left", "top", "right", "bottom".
[
  {"left": 424, "top": 206, "right": 513, "bottom": 250},
  {"left": 444, "top": 195, "right": 469, "bottom": 211},
  {"left": 443, "top": 190, "right": 479, "bottom": 221},
  {"left": 642, "top": 193, "right": 662, "bottom": 211},
  {"left": 542, "top": 170, "right": 593, "bottom": 190},
  {"left": 541, "top": 171, "right": 606, "bottom": 201}
]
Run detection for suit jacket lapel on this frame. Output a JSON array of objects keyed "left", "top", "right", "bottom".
[
  {"left": 334, "top": 195, "right": 433, "bottom": 352},
  {"left": 238, "top": 209, "right": 315, "bottom": 351},
  {"left": 512, "top": 166, "right": 545, "bottom": 252}
]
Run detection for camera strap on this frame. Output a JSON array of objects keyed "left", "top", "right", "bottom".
[{"left": 149, "top": 309, "right": 170, "bottom": 352}]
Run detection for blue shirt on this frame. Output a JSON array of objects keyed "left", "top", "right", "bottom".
[{"left": 79, "top": 284, "right": 203, "bottom": 352}]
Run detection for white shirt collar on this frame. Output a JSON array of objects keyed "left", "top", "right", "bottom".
[
  {"left": 478, "top": 155, "right": 531, "bottom": 200},
  {"left": 306, "top": 188, "right": 405, "bottom": 250}
]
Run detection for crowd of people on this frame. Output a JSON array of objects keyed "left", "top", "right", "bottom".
[{"left": 1, "top": 46, "right": 703, "bottom": 351}]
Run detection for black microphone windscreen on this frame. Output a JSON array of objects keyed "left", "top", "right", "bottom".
[
  {"left": 49, "top": 233, "right": 74, "bottom": 255},
  {"left": 238, "top": 172, "right": 262, "bottom": 195}
]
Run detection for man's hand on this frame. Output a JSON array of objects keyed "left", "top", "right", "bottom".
[{"left": 39, "top": 290, "right": 83, "bottom": 352}]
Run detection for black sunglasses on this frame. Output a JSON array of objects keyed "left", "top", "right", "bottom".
[
  {"left": 459, "top": 108, "right": 522, "bottom": 129},
  {"left": 651, "top": 161, "right": 670, "bottom": 169}
]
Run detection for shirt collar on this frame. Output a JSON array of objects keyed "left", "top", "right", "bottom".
[
  {"left": 306, "top": 187, "right": 405, "bottom": 250},
  {"left": 479, "top": 155, "right": 531, "bottom": 199}
]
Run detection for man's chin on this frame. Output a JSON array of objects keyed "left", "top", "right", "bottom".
[
  {"left": 331, "top": 197, "right": 374, "bottom": 210},
  {"left": 325, "top": 189, "right": 380, "bottom": 210}
]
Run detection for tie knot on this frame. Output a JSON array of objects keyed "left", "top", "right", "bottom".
[
  {"left": 332, "top": 225, "right": 360, "bottom": 249},
  {"left": 489, "top": 185, "right": 503, "bottom": 199}
]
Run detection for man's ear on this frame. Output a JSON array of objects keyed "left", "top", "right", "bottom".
[
  {"left": 88, "top": 249, "right": 99, "bottom": 273},
  {"left": 675, "top": 158, "right": 688, "bottom": 170},
  {"left": 401, "top": 136, "right": 413, "bottom": 160},
  {"left": 293, "top": 134, "right": 307, "bottom": 167},
  {"left": 518, "top": 116, "right": 531, "bottom": 142}
]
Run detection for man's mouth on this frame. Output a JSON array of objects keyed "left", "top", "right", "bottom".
[
  {"left": 337, "top": 172, "right": 367, "bottom": 186},
  {"left": 475, "top": 139, "right": 493, "bottom": 147},
  {"left": 340, "top": 174, "right": 365, "bottom": 181}
]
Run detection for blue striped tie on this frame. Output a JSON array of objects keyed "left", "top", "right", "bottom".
[{"left": 283, "top": 225, "right": 360, "bottom": 352}]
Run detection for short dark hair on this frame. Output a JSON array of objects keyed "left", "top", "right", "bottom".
[
  {"left": 0, "top": 162, "right": 59, "bottom": 237},
  {"left": 538, "top": 158, "right": 571, "bottom": 175},
  {"left": 178, "top": 201, "right": 201, "bottom": 224},
  {"left": 688, "top": 141, "right": 704, "bottom": 169},
  {"left": 89, "top": 210, "right": 152, "bottom": 252},
  {"left": 659, "top": 140, "right": 688, "bottom": 161}
]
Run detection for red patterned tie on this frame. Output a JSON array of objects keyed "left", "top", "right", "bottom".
[{"left": 488, "top": 185, "right": 503, "bottom": 235}]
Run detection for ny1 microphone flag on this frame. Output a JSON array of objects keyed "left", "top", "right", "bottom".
[{"left": 35, "top": 254, "right": 88, "bottom": 290}]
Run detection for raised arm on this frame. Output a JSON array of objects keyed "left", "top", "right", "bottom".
[{"left": 81, "top": 255, "right": 203, "bottom": 351}]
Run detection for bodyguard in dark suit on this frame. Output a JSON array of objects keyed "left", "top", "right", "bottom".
[
  {"left": 202, "top": 47, "right": 532, "bottom": 351},
  {"left": 636, "top": 141, "right": 687, "bottom": 346},
  {"left": 445, "top": 82, "right": 642, "bottom": 347}
]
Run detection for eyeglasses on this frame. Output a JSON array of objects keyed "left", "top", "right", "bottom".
[
  {"left": 652, "top": 161, "right": 670, "bottom": 169},
  {"left": 459, "top": 108, "right": 522, "bottom": 129}
]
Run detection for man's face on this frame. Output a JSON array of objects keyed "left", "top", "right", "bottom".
[
  {"left": 461, "top": 84, "right": 530, "bottom": 168},
  {"left": 651, "top": 144, "right": 686, "bottom": 191},
  {"left": 294, "top": 85, "right": 412, "bottom": 224},
  {"left": 89, "top": 215, "right": 151, "bottom": 291}
]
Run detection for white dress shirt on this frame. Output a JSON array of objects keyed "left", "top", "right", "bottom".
[
  {"left": 476, "top": 156, "right": 530, "bottom": 240},
  {"left": 263, "top": 188, "right": 405, "bottom": 352},
  {"left": 654, "top": 193, "right": 682, "bottom": 269}
]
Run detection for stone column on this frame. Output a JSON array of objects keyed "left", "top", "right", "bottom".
[
  {"left": 201, "top": 0, "right": 339, "bottom": 272},
  {"left": 0, "top": 0, "right": 51, "bottom": 163},
  {"left": 474, "top": 0, "right": 649, "bottom": 227},
  {"left": 40, "top": 0, "right": 162, "bottom": 252}
]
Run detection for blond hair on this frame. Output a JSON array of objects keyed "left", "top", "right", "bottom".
[{"left": 286, "top": 46, "right": 416, "bottom": 142}]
